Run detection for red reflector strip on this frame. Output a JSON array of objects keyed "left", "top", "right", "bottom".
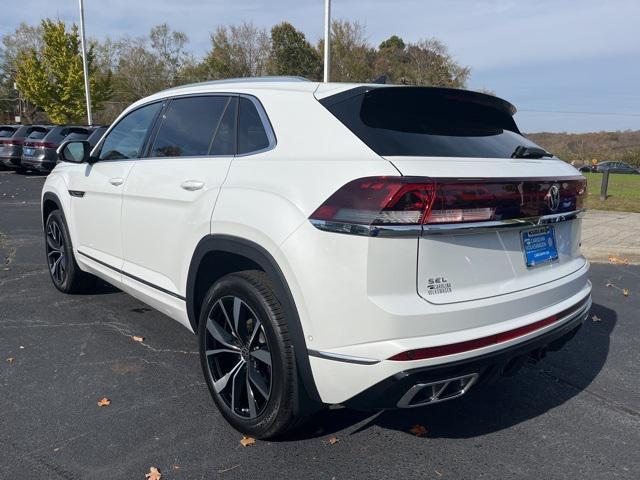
[{"left": 388, "top": 298, "right": 589, "bottom": 361}]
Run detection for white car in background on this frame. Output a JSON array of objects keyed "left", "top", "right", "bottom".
[{"left": 41, "top": 77, "right": 591, "bottom": 438}]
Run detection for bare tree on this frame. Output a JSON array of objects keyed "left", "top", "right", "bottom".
[{"left": 198, "top": 22, "right": 270, "bottom": 80}]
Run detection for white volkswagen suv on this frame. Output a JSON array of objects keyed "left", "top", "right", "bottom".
[{"left": 42, "top": 77, "right": 591, "bottom": 438}]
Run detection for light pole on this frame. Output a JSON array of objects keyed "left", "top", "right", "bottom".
[
  {"left": 323, "top": 0, "right": 331, "bottom": 82},
  {"left": 78, "top": 0, "right": 93, "bottom": 125}
]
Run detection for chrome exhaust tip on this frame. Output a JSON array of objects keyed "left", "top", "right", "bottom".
[{"left": 397, "top": 373, "right": 478, "bottom": 408}]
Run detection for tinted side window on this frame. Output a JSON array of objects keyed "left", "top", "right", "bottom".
[
  {"left": 99, "top": 102, "right": 161, "bottom": 160},
  {"left": 237, "top": 97, "right": 270, "bottom": 154},
  {"left": 150, "top": 96, "right": 228, "bottom": 158},
  {"left": 210, "top": 97, "right": 237, "bottom": 156}
]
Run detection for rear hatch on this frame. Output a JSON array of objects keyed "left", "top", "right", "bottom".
[{"left": 319, "top": 86, "right": 587, "bottom": 304}]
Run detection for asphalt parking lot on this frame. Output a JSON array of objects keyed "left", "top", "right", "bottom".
[{"left": 1, "top": 170, "right": 639, "bottom": 480}]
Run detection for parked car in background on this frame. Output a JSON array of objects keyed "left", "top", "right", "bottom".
[
  {"left": 21, "top": 125, "right": 94, "bottom": 173},
  {"left": 85, "top": 125, "right": 109, "bottom": 147},
  {"left": 578, "top": 164, "right": 596, "bottom": 173},
  {"left": 595, "top": 161, "right": 639, "bottom": 174},
  {"left": 0, "top": 125, "right": 52, "bottom": 171},
  {"left": 0, "top": 125, "right": 19, "bottom": 169},
  {"left": 44, "top": 79, "right": 591, "bottom": 438}
]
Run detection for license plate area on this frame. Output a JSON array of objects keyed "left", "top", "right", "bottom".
[
  {"left": 24, "top": 148, "right": 34, "bottom": 156},
  {"left": 521, "top": 226, "right": 558, "bottom": 268}
]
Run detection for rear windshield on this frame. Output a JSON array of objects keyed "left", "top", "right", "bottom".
[
  {"left": 26, "top": 129, "right": 48, "bottom": 140},
  {"left": 0, "top": 127, "right": 16, "bottom": 138},
  {"left": 321, "top": 87, "right": 546, "bottom": 159}
]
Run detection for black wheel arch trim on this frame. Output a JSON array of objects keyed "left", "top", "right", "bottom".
[
  {"left": 42, "top": 191, "right": 64, "bottom": 229},
  {"left": 187, "top": 234, "right": 321, "bottom": 402}
]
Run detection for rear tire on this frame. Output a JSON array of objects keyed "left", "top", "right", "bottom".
[
  {"left": 198, "top": 270, "right": 310, "bottom": 438},
  {"left": 45, "top": 210, "right": 95, "bottom": 293}
]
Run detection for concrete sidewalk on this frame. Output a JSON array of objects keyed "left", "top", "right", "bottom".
[{"left": 581, "top": 210, "right": 640, "bottom": 264}]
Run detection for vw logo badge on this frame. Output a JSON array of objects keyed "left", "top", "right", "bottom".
[{"left": 546, "top": 184, "right": 560, "bottom": 211}]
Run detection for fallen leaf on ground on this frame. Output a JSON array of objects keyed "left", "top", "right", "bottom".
[
  {"left": 7, "top": 357, "right": 15, "bottom": 364},
  {"left": 591, "top": 315, "right": 601, "bottom": 322},
  {"left": 240, "top": 436, "right": 256, "bottom": 447},
  {"left": 328, "top": 436, "right": 340, "bottom": 445},
  {"left": 608, "top": 256, "right": 629, "bottom": 266},
  {"left": 132, "top": 335, "right": 144, "bottom": 343},
  {"left": 409, "top": 424, "right": 428, "bottom": 437},
  {"left": 623, "top": 288, "right": 630, "bottom": 297},
  {"left": 97, "top": 397, "right": 111, "bottom": 407},
  {"left": 435, "top": 470, "right": 443, "bottom": 477},
  {"left": 605, "top": 282, "right": 614, "bottom": 288},
  {"left": 145, "top": 466, "right": 161, "bottom": 480}
]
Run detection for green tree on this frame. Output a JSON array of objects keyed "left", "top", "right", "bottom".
[
  {"left": 15, "top": 19, "right": 111, "bottom": 123},
  {"left": 374, "top": 35, "right": 408, "bottom": 83},
  {"left": 268, "top": 22, "right": 321, "bottom": 80}
]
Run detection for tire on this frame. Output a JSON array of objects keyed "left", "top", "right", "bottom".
[
  {"left": 45, "top": 210, "right": 95, "bottom": 293},
  {"left": 198, "top": 270, "right": 310, "bottom": 439}
]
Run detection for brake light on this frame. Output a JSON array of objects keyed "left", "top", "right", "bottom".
[{"left": 310, "top": 176, "right": 585, "bottom": 232}]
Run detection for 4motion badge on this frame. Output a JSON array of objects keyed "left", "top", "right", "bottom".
[{"left": 426, "top": 276, "right": 452, "bottom": 295}]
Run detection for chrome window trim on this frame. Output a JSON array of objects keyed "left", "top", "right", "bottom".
[{"left": 309, "top": 209, "right": 585, "bottom": 238}]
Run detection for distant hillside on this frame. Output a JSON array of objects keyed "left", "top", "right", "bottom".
[{"left": 526, "top": 131, "right": 640, "bottom": 167}]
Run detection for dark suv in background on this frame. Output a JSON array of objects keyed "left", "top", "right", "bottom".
[
  {"left": 0, "top": 125, "right": 52, "bottom": 171},
  {"left": 595, "top": 161, "right": 639, "bottom": 174},
  {"left": 21, "top": 125, "right": 98, "bottom": 173}
]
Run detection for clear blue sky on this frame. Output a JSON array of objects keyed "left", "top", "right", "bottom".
[{"left": 3, "top": 0, "right": 639, "bottom": 133}]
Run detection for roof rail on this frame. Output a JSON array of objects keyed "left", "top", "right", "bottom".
[{"left": 160, "top": 76, "right": 311, "bottom": 94}]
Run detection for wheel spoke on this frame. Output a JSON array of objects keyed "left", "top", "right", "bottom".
[
  {"left": 50, "top": 256, "right": 62, "bottom": 277},
  {"left": 217, "top": 299, "right": 240, "bottom": 339},
  {"left": 46, "top": 232, "right": 58, "bottom": 249},
  {"left": 232, "top": 297, "right": 242, "bottom": 337},
  {"left": 248, "top": 363, "right": 270, "bottom": 399},
  {"left": 248, "top": 319, "right": 263, "bottom": 347},
  {"left": 213, "top": 359, "right": 243, "bottom": 393},
  {"left": 206, "top": 348, "right": 241, "bottom": 357},
  {"left": 250, "top": 347, "right": 272, "bottom": 367},
  {"left": 246, "top": 373, "right": 258, "bottom": 418},
  {"left": 230, "top": 363, "right": 246, "bottom": 414},
  {"left": 206, "top": 317, "right": 239, "bottom": 350}
]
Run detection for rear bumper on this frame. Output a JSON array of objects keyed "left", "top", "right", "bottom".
[
  {"left": 21, "top": 156, "right": 55, "bottom": 171},
  {"left": 344, "top": 295, "right": 590, "bottom": 409},
  {"left": 1, "top": 156, "right": 21, "bottom": 168}
]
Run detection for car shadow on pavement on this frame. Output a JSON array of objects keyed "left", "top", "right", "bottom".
[{"left": 294, "top": 303, "right": 616, "bottom": 441}]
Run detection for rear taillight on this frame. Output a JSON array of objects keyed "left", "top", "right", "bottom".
[
  {"left": 310, "top": 176, "right": 586, "bottom": 233},
  {"left": 310, "top": 177, "right": 436, "bottom": 226},
  {"left": 24, "top": 141, "right": 57, "bottom": 149},
  {"left": 0, "top": 139, "right": 22, "bottom": 146}
]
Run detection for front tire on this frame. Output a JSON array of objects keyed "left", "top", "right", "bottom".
[
  {"left": 45, "top": 210, "right": 94, "bottom": 293},
  {"left": 198, "top": 270, "right": 306, "bottom": 438}
]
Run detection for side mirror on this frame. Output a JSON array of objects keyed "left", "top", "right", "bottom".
[{"left": 57, "top": 140, "right": 94, "bottom": 164}]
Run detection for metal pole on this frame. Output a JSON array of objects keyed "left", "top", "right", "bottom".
[
  {"left": 600, "top": 170, "right": 609, "bottom": 201},
  {"left": 78, "top": 0, "right": 93, "bottom": 125},
  {"left": 323, "top": 0, "right": 331, "bottom": 82}
]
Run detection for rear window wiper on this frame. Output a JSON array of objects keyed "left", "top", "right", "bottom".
[{"left": 511, "top": 145, "right": 553, "bottom": 159}]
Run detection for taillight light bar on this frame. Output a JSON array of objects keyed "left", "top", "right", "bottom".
[
  {"left": 23, "top": 141, "right": 57, "bottom": 149},
  {"left": 309, "top": 176, "right": 586, "bottom": 235},
  {"left": 388, "top": 296, "right": 590, "bottom": 361},
  {"left": 0, "top": 139, "right": 23, "bottom": 146}
]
